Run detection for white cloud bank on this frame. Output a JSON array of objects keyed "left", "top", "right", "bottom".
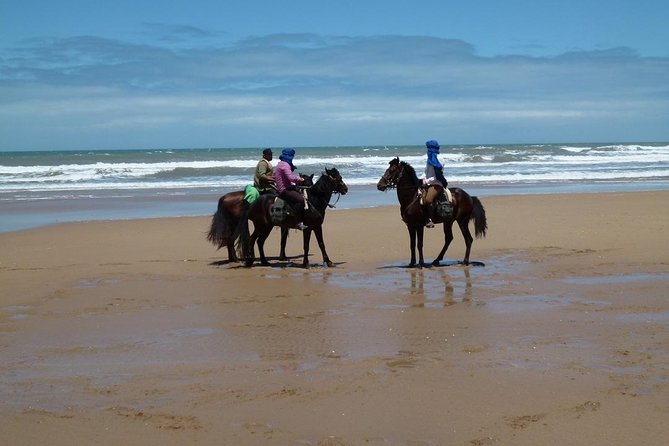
[{"left": 1, "top": 33, "right": 668, "bottom": 149}]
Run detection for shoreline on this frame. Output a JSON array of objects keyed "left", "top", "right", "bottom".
[
  {"left": 1, "top": 190, "right": 668, "bottom": 445},
  {"left": 2, "top": 180, "right": 669, "bottom": 233}
]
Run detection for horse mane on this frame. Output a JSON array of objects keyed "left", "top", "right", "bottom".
[
  {"left": 400, "top": 161, "right": 421, "bottom": 188},
  {"left": 310, "top": 171, "right": 333, "bottom": 197}
]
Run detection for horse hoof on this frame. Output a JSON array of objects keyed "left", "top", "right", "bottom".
[
  {"left": 261, "top": 261, "right": 271, "bottom": 267},
  {"left": 431, "top": 259, "right": 441, "bottom": 266},
  {"left": 325, "top": 261, "right": 334, "bottom": 267},
  {"left": 244, "top": 260, "right": 254, "bottom": 267}
]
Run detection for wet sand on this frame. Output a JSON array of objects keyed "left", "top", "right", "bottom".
[{"left": 1, "top": 191, "right": 668, "bottom": 445}]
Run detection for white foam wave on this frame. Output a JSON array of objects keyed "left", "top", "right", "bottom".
[
  {"left": 2, "top": 167, "right": 667, "bottom": 192},
  {"left": 2, "top": 143, "right": 668, "bottom": 193}
]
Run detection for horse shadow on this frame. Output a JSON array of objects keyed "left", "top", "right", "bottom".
[
  {"left": 433, "top": 260, "right": 485, "bottom": 268},
  {"left": 209, "top": 259, "right": 236, "bottom": 267},
  {"left": 379, "top": 259, "right": 485, "bottom": 269},
  {"left": 213, "top": 254, "right": 346, "bottom": 269}
]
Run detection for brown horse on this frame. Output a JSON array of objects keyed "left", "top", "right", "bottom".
[
  {"left": 206, "top": 174, "right": 313, "bottom": 263},
  {"left": 237, "top": 168, "right": 348, "bottom": 268},
  {"left": 377, "top": 157, "right": 487, "bottom": 267}
]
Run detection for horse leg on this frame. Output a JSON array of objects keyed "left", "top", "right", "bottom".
[
  {"left": 227, "top": 216, "right": 239, "bottom": 262},
  {"left": 433, "top": 220, "right": 455, "bottom": 266},
  {"left": 302, "top": 228, "right": 313, "bottom": 268},
  {"left": 279, "top": 228, "right": 289, "bottom": 260},
  {"left": 417, "top": 225, "right": 426, "bottom": 268},
  {"left": 408, "top": 225, "right": 417, "bottom": 268},
  {"left": 313, "top": 225, "right": 333, "bottom": 267},
  {"left": 244, "top": 227, "right": 260, "bottom": 267},
  {"left": 458, "top": 217, "right": 474, "bottom": 265},
  {"left": 227, "top": 244, "right": 238, "bottom": 263},
  {"left": 256, "top": 227, "right": 274, "bottom": 266}
]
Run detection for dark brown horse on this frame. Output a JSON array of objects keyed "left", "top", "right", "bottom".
[
  {"left": 237, "top": 168, "right": 348, "bottom": 268},
  {"left": 206, "top": 174, "right": 313, "bottom": 263},
  {"left": 377, "top": 157, "right": 487, "bottom": 267}
]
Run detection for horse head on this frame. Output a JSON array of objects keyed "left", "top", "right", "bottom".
[
  {"left": 300, "top": 173, "right": 314, "bottom": 187},
  {"left": 377, "top": 157, "right": 402, "bottom": 191},
  {"left": 324, "top": 167, "right": 348, "bottom": 195}
]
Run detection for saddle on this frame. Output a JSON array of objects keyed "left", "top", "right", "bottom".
[
  {"left": 270, "top": 187, "right": 312, "bottom": 225},
  {"left": 418, "top": 186, "right": 453, "bottom": 218},
  {"left": 270, "top": 197, "right": 291, "bottom": 224},
  {"left": 435, "top": 192, "right": 453, "bottom": 218},
  {"left": 270, "top": 197, "right": 308, "bottom": 225}
]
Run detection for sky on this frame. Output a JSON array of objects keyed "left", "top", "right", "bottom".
[{"left": 1, "top": 0, "right": 668, "bottom": 150}]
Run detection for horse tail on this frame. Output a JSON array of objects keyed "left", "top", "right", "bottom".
[
  {"left": 471, "top": 196, "right": 488, "bottom": 238},
  {"left": 206, "top": 199, "right": 233, "bottom": 249},
  {"left": 233, "top": 206, "right": 254, "bottom": 260}
]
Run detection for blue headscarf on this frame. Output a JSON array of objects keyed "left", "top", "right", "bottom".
[
  {"left": 279, "top": 148, "right": 296, "bottom": 171},
  {"left": 425, "top": 140, "right": 443, "bottom": 169}
]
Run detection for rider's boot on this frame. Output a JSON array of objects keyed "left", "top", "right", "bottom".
[
  {"left": 293, "top": 205, "right": 308, "bottom": 230},
  {"left": 424, "top": 204, "right": 435, "bottom": 228}
]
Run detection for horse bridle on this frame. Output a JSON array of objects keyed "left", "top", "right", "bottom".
[
  {"left": 303, "top": 171, "right": 344, "bottom": 209},
  {"left": 324, "top": 171, "right": 345, "bottom": 208},
  {"left": 380, "top": 162, "right": 405, "bottom": 189}
]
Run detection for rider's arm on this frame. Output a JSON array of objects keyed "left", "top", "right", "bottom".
[{"left": 435, "top": 167, "right": 447, "bottom": 186}]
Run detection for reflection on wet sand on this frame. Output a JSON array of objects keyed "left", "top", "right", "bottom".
[
  {"left": 408, "top": 267, "right": 472, "bottom": 308},
  {"left": 233, "top": 265, "right": 482, "bottom": 371}
]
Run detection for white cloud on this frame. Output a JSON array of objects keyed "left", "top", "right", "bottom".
[{"left": 1, "top": 33, "right": 668, "bottom": 149}]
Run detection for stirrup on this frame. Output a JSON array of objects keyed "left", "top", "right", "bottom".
[
  {"left": 295, "top": 222, "right": 308, "bottom": 231},
  {"left": 425, "top": 219, "right": 435, "bottom": 228}
]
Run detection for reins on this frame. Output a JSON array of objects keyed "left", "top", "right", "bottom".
[
  {"left": 325, "top": 172, "right": 343, "bottom": 208},
  {"left": 328, "top": 192, "right": 340, "bottom": 208},
  {"left": 384, "top": 163, "right": 424, "bottom": 222},
  {"left": 306, "top": 172, "right": 343, "bottom": 216}
]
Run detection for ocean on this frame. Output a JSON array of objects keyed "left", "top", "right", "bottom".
[{"left": 1, "top": 142, "right": 668, "bottom": 233}]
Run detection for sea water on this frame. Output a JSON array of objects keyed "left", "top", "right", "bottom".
[{"left": 1, "top": 142, "right": 668, "bottom": 232}]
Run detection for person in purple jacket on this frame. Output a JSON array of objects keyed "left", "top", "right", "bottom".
[{"left": 272, "top": 148, "right": 308, "bottom": 230}]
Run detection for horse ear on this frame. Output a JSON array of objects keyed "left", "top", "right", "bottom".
[{"left": 390, "top": 157, "right": 400, "bottom": 165}]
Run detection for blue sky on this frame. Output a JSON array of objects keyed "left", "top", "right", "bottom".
[{"left": 1, "top": 0, "right": 668, "bottom": 150}]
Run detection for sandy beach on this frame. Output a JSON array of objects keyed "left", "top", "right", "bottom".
[{"left": 1, "top": 190, "right": 668, "bottom": 445}]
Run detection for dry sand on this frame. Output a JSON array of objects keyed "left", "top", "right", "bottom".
[{"left": 1, "top": 191, "right": 668, "bottom": 445}]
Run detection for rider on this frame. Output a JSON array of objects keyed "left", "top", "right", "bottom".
[
  {"left": 254, "top": 148, "right": 276, "bottom": 194},
  {"left": 422, "top": 139, "right": 447, "bottom": 228},
  {"left": 273, "top": 148, "right": 308, "bottom": 230}
]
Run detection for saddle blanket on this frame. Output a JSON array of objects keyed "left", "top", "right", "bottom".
[
  {"left": 436, "top": 189, "right": 453, "bottom": 218},
  {"left": 270, "top": 197, "right": 289, "bottom": 223}
]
